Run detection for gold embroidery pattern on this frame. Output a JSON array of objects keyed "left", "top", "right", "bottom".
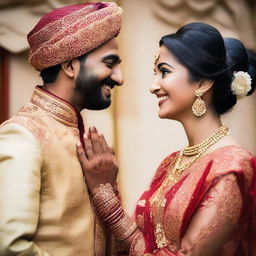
[
  {"left": 93, "top": 183, "right": 137, "bottom": 242},
  {"left": 137, "top": 200, "right": 146, "bottom": 207},
  {"left": 94, "top": 216, "right": 106, "bottom": 256},
  {"left": 28, "top": 4, "right": 122, "bottom": 70},
  {"left": 150, "top": 152, "right": 192, "bottom": 248},
  {"left": 31, "top": 87, "right": 78, "bottom": 127},
  {"left": 136, "top": 214, "right": 144, "bottom": 230},
  {"left": 180, "top": 175, "right": 243, "bottom": 255},
  {"left": 29, "top": 5, "right": 99, "bottom": 49},
  {"left": 200, "top": 175, "right": 242, "bottom": 223},
  {"left": 1, "top": 106, "right": 52, "bottom": 151},
  {"left": 129, "top": 231, "right": 146, "bottom": 256},
  {"left": 152, "top": 153, "right": 177, "bottom": 181},
  {"left": 146, "top": 145, "right": 253, "bottom": 254}
]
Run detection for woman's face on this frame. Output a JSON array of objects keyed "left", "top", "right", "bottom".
[{"left": 151, "top": 45, "right": 200, "bottom": 121}]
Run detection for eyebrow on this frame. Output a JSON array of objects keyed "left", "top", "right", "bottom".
[
  {"left": 101, "top": 54, "right": 122, "bottom": 64},
  {"left": 157, "top": 62, "right": 174, "bottom": 69}
]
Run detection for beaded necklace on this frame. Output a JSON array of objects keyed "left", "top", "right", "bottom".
[{"left": 150, "top": 125, "right": 229, "bottom": 249}]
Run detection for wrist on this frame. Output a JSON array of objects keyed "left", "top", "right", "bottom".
[
  {"left": 93, "top": 183, "right": 137, "bottom": 241},
  {"left": 91, "top": 182, "right": 119, "bottom": 197}
]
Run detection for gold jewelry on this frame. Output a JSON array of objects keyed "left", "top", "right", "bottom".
[
  {"left": 150, "top": 125, "right": 229, "bottom": 249},
  {"left": 192, "top": 89, "right": 206, "bottom": 117},
  {"left": 93, "top": 183, "right": 137, "bottom": 241},
  {"left": 183, "top": 126, "right": 229, "bottom": 156},
  {"left": 153, "top": 50, "right": 160, "bottom": 65}
]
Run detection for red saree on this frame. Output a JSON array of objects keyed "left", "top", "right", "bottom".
[{"left": 130, "top": 145, "right": 256, "bottom": 255}]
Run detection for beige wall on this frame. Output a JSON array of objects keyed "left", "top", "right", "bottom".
[
  {"left": 4, "top": 0, "right": 256, "bottom": 215},
  {"left": 9, "top": 52, "right": 40, "bottom": 116}
]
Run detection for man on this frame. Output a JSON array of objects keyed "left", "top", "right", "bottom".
[{"left": 0, "top": 2, "right": 123, "bottom": 255}]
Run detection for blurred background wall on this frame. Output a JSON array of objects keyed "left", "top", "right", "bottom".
[{"left": 0, "top": 0, "right": 255, "bottom": 215}]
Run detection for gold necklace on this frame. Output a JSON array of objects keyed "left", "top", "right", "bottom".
[
  {"left": 150, "top": 125, "right": 229, "bottom": 249},
  {"left": 183, "top": 126, "right": 229, "bottom": 156}
]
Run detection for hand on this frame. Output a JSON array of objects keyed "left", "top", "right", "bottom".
[{"left": 77, "top": 127, "right": 118, "bottom": 195}]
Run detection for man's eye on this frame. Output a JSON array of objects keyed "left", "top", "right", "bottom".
[{"left": 105, "top": 61, "right": 114, "bottom": 67}]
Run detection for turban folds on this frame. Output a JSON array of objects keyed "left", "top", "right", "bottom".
[{"left": 27, "top": 2, "right": 122, "bottom": 71}]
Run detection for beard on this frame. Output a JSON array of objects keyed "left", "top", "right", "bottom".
[{"left": 75, "top": 68, "right": 117, "bottom": 110}]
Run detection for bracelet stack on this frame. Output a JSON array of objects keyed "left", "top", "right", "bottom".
[{"left": 93, "top": 183, "right": 137, "bottom": 241}]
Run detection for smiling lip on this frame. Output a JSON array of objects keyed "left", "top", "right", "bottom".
[
  {"left": 102, "top": 85, "right": 113, "bottom": 97},
  {"left": 103, "top": 85, "right": 112, "bottom": 93},
  {"left": 158, "top": 95, "right": 169, "bottom": 106}
]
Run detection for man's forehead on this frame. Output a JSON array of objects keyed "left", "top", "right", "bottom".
[{"left": 88, "top": 39, "right": 119, "bottom": 58}]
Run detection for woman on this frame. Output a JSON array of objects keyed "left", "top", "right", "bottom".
[{"left": 77, "top": 22, "right": 256, "bottom": 255}]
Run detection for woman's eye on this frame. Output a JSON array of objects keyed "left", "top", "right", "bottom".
[{"left": 160, "top": 68, "right": 169, "bottom": 77}]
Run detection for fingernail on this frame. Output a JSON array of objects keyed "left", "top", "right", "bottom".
[
  {"left": 77, "top": 141, "right": 81, "bottom": 147},
  {"left": 84, "top": 133, "right": 88, "bottom": 139}
]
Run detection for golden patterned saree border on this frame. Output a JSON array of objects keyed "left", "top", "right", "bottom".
[{"left": 31, "top": 87, "right": 78, "bottom": 127}]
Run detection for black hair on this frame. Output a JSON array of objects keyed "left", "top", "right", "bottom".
[
  {"left": 40, "top": 64, "right": 61, "bottom": 84},
  {"left": 39, "top": 53, "right": 88, "bottom": 83},
  {"left": 160, "top": 22, "right": 256, "bottom": 115}
]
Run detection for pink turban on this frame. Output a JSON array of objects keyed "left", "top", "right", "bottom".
[{"left": 27, "top": 2, "right": 122, "bottom": 71}]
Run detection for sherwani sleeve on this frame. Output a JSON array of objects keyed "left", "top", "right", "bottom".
[
  {"left": 0, "top": 123, "right": 50, "bottom": 255},
  {"left": 129, "top": 173, "right": 243, "bottom": 255}
]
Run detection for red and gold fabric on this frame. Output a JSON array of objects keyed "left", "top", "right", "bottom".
[
  {"left": 27, "top": 2, "right": 122, "bottom": 70},
  {"left": 130, "top": 146, "right": 256, "bottom": 255}
]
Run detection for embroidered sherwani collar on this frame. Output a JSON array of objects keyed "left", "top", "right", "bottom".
[{"left": 31, "top": 86, "right": 79, "bottom": 128}]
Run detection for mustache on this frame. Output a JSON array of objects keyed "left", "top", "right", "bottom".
[{"left": 101, "top": 77, "right": 120, "bottom": 88}]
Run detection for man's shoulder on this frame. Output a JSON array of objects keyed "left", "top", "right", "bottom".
[{"left": 1, "top": 103, "right": 52, "bottom": 143}]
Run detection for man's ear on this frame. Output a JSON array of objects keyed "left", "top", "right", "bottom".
[
  {"left": 198, "top": 79, "right": 214, "bottom": 94},
  {"left": 61, "top": 59, "right": 79, "bottom": 78}
]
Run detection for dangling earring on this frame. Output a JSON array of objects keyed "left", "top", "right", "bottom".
[{"left": 192, "top": 89, "right": 206, "bottom": 117}]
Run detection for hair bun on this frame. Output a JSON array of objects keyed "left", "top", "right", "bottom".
[
  {"left": 224, "top": 38, "right": 256, "bottom": 96},
  {"left": 247, "top": 49, "right": 256, "bottom": 95}
]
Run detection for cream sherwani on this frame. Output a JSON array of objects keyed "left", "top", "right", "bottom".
[{"left": 0, "top": 86, "right": 106, "bottom": 255}]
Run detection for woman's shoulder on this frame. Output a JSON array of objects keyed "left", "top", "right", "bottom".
[
  {"left": 209, "top": 145, "right": 253, "bottom": 168},
  {"left": 206, "top": 145, "right": 255, "bottom": 185}
]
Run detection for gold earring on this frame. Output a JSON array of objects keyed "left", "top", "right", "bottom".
[{"left": 192, "top": 89, "right": 206, "bottom": 117}]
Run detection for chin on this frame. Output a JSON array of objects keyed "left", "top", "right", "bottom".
[
  {"left": 158, "top": 110, "right": 178, "bottom": 120},
  {"left": 80, "top": 102, "right": 110, "bottom": 110},
  {"left": 158, "top": 109, "right": 169, "bottom": 119},
  {"left": 158, "top": 113, "right": 168, "bottom": 119}
]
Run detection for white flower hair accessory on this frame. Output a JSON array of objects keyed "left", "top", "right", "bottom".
[{"left": 231, "top": 71, "right": 252, "bottom": 99}]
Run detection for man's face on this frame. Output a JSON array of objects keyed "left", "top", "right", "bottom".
[{"left": 74, "top": 38, "right": 123, "bottom": 110}]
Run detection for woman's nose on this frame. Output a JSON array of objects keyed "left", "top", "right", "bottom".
[{"left": 150, "top": 82, "right": 161, "bottom": 94}]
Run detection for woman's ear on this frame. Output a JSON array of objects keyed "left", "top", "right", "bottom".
[
  {"left": 61, "top": 59, "right": 79, "bottom": 78},
  {"left": 198, "top": 79, "right": 214, "bottom": 94}
]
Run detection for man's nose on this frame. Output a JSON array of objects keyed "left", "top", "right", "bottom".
[{"left": 111, "top": 67, "right": 124, "bottom": 86}]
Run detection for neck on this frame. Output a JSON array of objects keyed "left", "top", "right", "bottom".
[
  {"left": 44, "top": 83, "right": 70, "bottom": 100},
  {"left": 181, "top": 111, "right": 222, "bottom": 146},
  {"left": 43, "top": 80, "right": 80, "bottom": 111}
]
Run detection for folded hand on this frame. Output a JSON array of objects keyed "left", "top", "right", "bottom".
[{"left": 77, "top": 127, "right": 118, "bottom": 195}]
